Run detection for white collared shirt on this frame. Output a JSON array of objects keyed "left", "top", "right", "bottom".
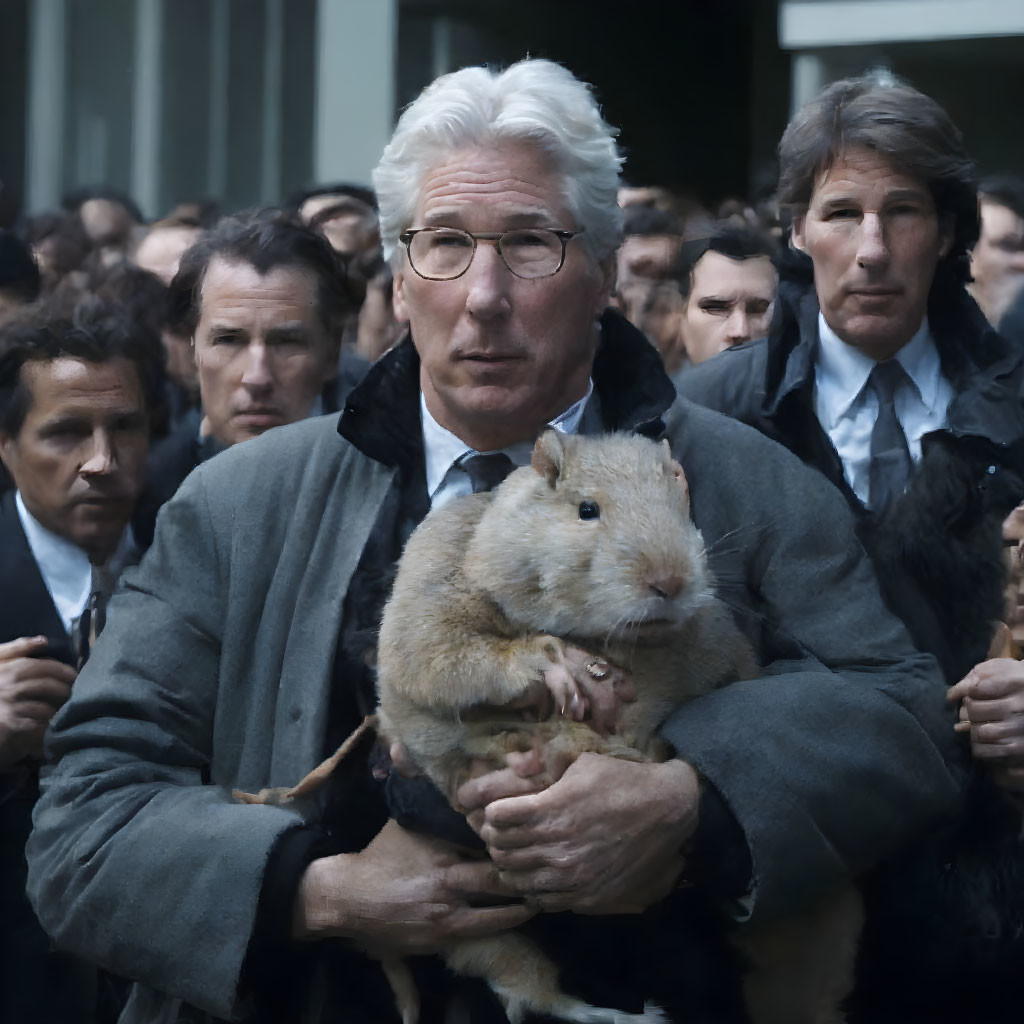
[
  {"left": 812, "top": 312, "right": 954, "bottom": 505},
  {"left": 422, "top": 379, "right": 594, "bottom": 510},
  {"left": 15, "top": 491, "right": 136, "bottom": 634}
]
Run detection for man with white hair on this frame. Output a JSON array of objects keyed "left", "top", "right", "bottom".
[{"left": 28, "top": 60, "right": 961, "bottom": 1023}]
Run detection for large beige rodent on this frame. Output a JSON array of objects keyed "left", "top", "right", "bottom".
[{"left": 376, "top": 429, "right": 759, "bottom": 1024}]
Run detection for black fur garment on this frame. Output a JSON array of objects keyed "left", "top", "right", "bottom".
[
  {"left": 862, "top": 429, "right": 1024, "bottom": 685},
  {"left": 851, "top": 429, "right": 1024, "bottom": 1022}
]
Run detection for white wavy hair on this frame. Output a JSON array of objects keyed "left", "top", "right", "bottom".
[{"left": 373, "top": 59, "right": 624, "bottom": 265}]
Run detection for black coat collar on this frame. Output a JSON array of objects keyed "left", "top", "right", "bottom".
[
  {"left": 337, "top": 308, "right": 676, "bottom": 465},
  {"left": 762, "top": 275, "right": 1024, "bottom": 448}
]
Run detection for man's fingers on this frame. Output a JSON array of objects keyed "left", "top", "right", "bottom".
[
  {"left": 1, "top": 658, "right": 78, "bottom": 689},
  {"left": 447, "top": 902, "right": 536, "bottom": 939},
  {"left": 971, "top": 718, "right": 1024, "bottom": 743},
  {"left": 963, "top": 697, "right": 1020, "bottom": 724},
  {"left": 9, "top": 701, "right": 64, "bottom": 726},
  {"left": 0, "top": 636, "right": 49, "bottom": 661},
  {"left": 444, "top": 859, "right": 517, "bottom": 900},
  {"left": 457, "top": 769, "right": 547, "bottom": 812},
  {"left": 946, "top": 678, "right": 974, "bottom": 703},
  {"left": 950, "top": 660, "right": 1024, "bottom": 702},
  {"left": 11, "top": 675, "right": 76, "bottom": 706},
  {"left": 970, "top": 736, "right": 1024, "bottom": 759}
]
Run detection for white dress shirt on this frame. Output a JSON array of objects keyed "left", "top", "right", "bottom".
[
  {"left": 812, "top": 312, "right": 954, "bottom": 505},
  {"left": 15, "top": 491, "right": 136, "bottom": 634},
  {"left": 422, "top": 379, "right": 594, "bottom": 510}
]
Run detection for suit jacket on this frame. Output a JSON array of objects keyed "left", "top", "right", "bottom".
[
  {"left": 0, "top": 491, "right": 98, "bottom": 1024},
  {"left": 26, "top": 316, "right": 963, "bottom": 1022},
  {"left": 0, "top": 491, "right": 73, "bottom": 660}
]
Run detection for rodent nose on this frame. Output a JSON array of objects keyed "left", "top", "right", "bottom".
[{"left": 645, "top": 573, "right": 685, "bottom": 599}]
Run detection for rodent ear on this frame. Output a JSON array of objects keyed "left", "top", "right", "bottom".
[
  {"left": 531, "top": 429, "right": 564, "bottom": 488},
  {"left": 665, "top": 443, "right": 690, "bottom": 501}
]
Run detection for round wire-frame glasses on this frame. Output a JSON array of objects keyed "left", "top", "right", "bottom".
[{"left": 399, "top": 226, "right": 584, "bottom": 280}]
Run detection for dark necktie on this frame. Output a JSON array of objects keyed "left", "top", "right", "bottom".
[
  {"left": 70, "top": 567, "right": 114, "bottom": 668},
  {"left": 458, "top": 452, "right": 516, "bottom": 493},
  {"left": 868, "top": 359, "right": 914, "bottom": 513}
]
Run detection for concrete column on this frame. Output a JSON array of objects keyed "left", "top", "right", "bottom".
[
  {"left": 790, "top": 52, "right": 827, "bottom": 115},
  {"left": 131, "top": 0, "right": 164, "bottom": 219},
  {"left": 314, "top": 0, "right": 396, "bottom": 187},
  {"left": 207, "top": 0, "right": 230, "bottom": 201},
  {"left": 25, "top": 0, "right": 66, "bottom": 212},
  {"left": 260, "top": 0, "right": 284, "bottom": 203}
]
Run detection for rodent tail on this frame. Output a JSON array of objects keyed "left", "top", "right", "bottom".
[{"left": 231, "top": 714, "right": 378, "bottom": 805}]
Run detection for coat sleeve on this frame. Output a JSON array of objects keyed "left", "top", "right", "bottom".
[
  {"left": 662, "top": 403, "right": 967, "bottom": 922},
  {"left": 25, "top": 462, "right": 305, "bottom": 1021}
]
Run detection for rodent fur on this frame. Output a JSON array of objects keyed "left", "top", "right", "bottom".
[{"left": 375, "top": 430, "right": 758, "bottom": 1024}]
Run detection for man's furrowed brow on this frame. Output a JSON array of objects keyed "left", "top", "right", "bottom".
[{"left": 420, "top": 206, "right": 558, "bottom": 228}]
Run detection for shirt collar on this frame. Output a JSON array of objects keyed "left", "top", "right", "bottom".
[
  {"left": 814, "top": 311, "right": 941, "bottom": 428},
  {"left": 15, "top": 490, "right": 136, "bottom": 630},
  {"left": 421, "top": 379, "right": 594, "bottom": 501}
]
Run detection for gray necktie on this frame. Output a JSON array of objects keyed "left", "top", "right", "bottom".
[
  {"left": 458, "top": 452, "right": 516, "bottom": 493},
  {"left": 868, "top": 359, "right": 914, "bottom": 513}
]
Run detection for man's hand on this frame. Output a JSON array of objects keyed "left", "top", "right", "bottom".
[
  {"left": 293, "top": 819, "right": 535, "bottom": 951},
  {"left": 0, "top": 636, "right": 77, "bottom": 768},
  {"left": 457, "top": 753, "right": 699, "bottom": 914},
  {"left": 947, "top": 658, "right": 1024, "bottom": 793}
]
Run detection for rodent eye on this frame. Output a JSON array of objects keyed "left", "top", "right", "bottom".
[{"left": 578, "top": 500, "right": 600, "bottom": 521}]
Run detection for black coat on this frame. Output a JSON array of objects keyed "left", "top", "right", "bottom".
[
  {"left": 677, "top": 272, "right": 1024, "bottom": 684},
  {"left": 677, "top": 273, "right": 1024, "bottom": 1023}
]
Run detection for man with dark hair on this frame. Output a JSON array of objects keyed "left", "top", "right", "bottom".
[
  {"left": 0, "top": 304, "right": 156, "bottom": 1023},
  {"left": 969, "top": 174, "right": 1024, "bottom": 329},
  {"left": 675, "top": 224, "right": 778, "bottom": 368},
  {"left": 135, "top": 210, "right": 351, "bottom": 544},
  {"left": 678, "top": 72, "right": 1024, "bottom": 1022}
]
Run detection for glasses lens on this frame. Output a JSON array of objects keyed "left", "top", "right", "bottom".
[
  {"left": 409, "top": 229, "right": 474, "bottom": 279},
  {"left": 501, "top": 229, "right": 563, "bottom": 278}
]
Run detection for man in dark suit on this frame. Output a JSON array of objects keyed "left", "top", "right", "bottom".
[
  {"left": 0, "top": 304, "right": 158, "bottom": 1023},
  {"left": 676, "top": 73, "right": 1024, "bottom": 1023},
  {"left": 134, "top": 210, "right": 353, "bottom": 547}
]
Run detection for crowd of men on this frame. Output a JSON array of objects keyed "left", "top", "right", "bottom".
[{"left": 2, "top": 57, "right": 1024, "bottom": 1024}]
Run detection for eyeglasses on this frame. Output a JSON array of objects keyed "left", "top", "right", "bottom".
[{"left": 399, "top": 227, "right": 584, "bottom": 281}]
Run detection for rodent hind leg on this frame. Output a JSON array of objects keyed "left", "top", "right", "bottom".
[{"left": 445, "top": 934, "right": 668, "bottom": 1024}]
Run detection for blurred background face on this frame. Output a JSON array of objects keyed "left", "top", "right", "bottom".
[
  {"left": 616, "top": 233, "right": 680, "bottom": 293},
  {"left": 300, "top": 194, "right": 380, "bottom": 257},
  {"left": 192, "top": 258, "right": 338, "bottom": 447},
  {"left": 0, "top": 357, "right": 149, "bottom": 562},
  {"left": 791, "top": 147, "right": 950, "bottom": 360},
  {"left": 134, "top": 224, "right": 202, "bottom": 285},
  {"left": 78, "top": 198, "right": 136, "bottom": 249},
  {"left": 970, "top": 199, "right": 1024, "bottom": 327},
  {"left": 619, "top": 279, "right": 687, "bottom": 373},
  {"left": 680, "top": 250, "right": 776, "bottom": 364}
]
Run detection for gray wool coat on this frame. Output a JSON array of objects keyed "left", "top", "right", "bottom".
[{"left": 26, "top": 397, "right": 963, "bottom": 1022}]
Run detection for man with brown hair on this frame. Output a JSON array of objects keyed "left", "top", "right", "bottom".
[{"left": 678, "top": 71, "right": 1024, "bottom": 1023}]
